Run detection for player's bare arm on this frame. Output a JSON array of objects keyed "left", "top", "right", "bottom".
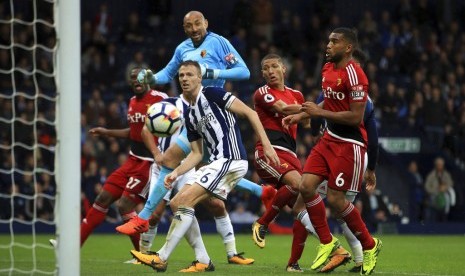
[
  {"left": 229, "top": 98, "right": 280, "bottom": 167},
  {"left": 165, "top": 139, "right": 203, "bottom": 188},
  {"left": 274, "top": 100, "right": 302, "bottom": 115},
  {"left": 301, "top": 101, "right": 366, "bottom": 126},
  {"left": 88, "top": 127, "right": 130, "bottom": 138},
  {"left": 282, "top": 111, "right": 310, "bottom": 127},
  {"left": 141, "top": 125, "right": 162, "bottom": 165}
]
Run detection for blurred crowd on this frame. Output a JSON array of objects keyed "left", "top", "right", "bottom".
[{"left": 1, "top": 0, "right": 464, "bottom": 228}]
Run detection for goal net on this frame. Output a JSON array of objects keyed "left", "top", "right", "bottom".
[{"left": 0, "top": 0, "right": 80, "bottom": 275}]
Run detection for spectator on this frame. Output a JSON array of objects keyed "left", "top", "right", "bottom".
[
  {"left": 93, "top": 3, "right": 112, "bottom": 39},
  {"left": 121, "top": 11, "right": 145, "bottom": 44},
  {"left": 406, "top": 160, "right": 425, "bottom": 222},
  {"left": 356, "top": 188, "right": 391, "bottom": 232},
  {"left": 423, "top": 86, "right": 448, "bottom": 150},
  {"left": 424, "top": 157, "right": 455, "bottom": 222},
  {"left": 230, "top": 203, "right": 258, "bottom": 224}
]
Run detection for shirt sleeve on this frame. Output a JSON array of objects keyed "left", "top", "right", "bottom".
[
  {"left": 346, "top": 64, "right": 368, "bottom": 104},
  {"left": 364, "top": 101, "right": 379, "bottom": 170},
  {"left": 154, "top": 45, "right": 183, "bottom": 84},
  {"left": 253, "top": 88, "right": 276, "bottom": 109},
  {"left": 214, "top": 36, "right": 250, "bottom": 80},
  {"left": 203, "top": 87, "right": 236, "bottom": 109}
]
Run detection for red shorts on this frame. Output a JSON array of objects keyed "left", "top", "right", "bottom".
[
  {"left": 254, "top": 145, "right": 302, "bottom": 187},
  {"left": 104, "top": 154, "right": 152, "bottom": 204},
  {"left": 303, "top": 139, "right": 366, "bottom": 193}
]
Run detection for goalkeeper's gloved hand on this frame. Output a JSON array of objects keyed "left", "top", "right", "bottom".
[
  {"left": 137, "top": 69, "right": 156, "bottom": 85},
  {"left": 199, "top": 64, "right": 219, "bottom": 79}
]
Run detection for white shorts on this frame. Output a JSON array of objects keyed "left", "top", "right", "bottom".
[{"left": 187, "top": 158, "right": 248, "bottom": 200}]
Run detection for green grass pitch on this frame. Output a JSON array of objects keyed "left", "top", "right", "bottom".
[{"left": 1, "top": 233, "right": 464, "bottom": 275}]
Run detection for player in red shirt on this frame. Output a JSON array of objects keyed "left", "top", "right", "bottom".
[
  {"left": 284, "top": 28, "right": 382, "bottom": 275},
  {"left": 79, "top": 68, "right": 167, "bottom": 252},
  {"left": 250, "top": 54, "right": 348, "bottom": 272},
  {"left": 251, "top": 54, "right": 305, "bottom": 271}
]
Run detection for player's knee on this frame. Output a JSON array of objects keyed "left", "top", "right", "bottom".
[
  {"left": 326, "top": 191, "right": 346, "bottom": 213},
  {"left": 94, "top": 190, "right": 115, "bottom": 207},
  {"left": 161, "top": 147, "right": 184, "bottom": 168},
  {"left": 283, "top": 171, "right": 301, "bottom": 191},
  {"left": 204, "top": 198, "right": 226, "bottom": 217}
]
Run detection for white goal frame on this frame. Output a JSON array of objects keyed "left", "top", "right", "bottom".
[{"left": 55, "top": 0, "right": 80, "bottom": 275}]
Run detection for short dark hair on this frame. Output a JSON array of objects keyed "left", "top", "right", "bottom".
[
  {"left": 261, "top": 53, "right": 283, "bottom": 67},
  {"left": 179, "top": 60, "right": 201, "bottom": 74},
  {"left": 332, "top": 27, "right": 359, "bottom": 48}
]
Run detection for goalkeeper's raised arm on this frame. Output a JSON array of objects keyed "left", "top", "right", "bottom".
[{"left": 138, "top": 10, "right": 250, "bottom": 89}]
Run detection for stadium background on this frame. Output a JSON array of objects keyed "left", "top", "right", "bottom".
[{"left": 1, "top": 0, "right": 465, "bottom": 235}]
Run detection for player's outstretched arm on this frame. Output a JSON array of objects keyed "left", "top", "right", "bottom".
[
  {"left": 141, "top": 125, "right": 162, "bottom": 165},
  {"left": 88, "top": 127, "right": 130, "bottom": 139},
  {"left": 228, "top": 99, "right": 279, "bottom": 166}
]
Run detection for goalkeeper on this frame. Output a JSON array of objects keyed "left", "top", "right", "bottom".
[{"left": 138, "top": 10, "right": 250, "bottom": 88}]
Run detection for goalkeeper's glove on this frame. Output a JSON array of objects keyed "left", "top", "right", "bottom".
[
  {"left": 137, "top": 69, "right": 156, "bottom": 85},
  {"left": 199, "top": 64, "right": 219, "bottom": 79}
]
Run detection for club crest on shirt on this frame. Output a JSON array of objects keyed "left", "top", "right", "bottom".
[
  {"left": 201, "top": 50, "right": 207, "bottom": 58},
  {"left": 224, "top": 53, "right": 238, "bottom": 65},
  {"left": 264, "top": 94, "right": 275, "bottom": 103}
]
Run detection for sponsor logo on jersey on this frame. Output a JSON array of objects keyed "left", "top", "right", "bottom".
[
  {"left": 280, "top": 163, "right": 289, "bottom": 169},
  {"left": 350, "top": 85, "right": 365, "bottom": 100},
  {"left": 201, "top": 49, "right": 207, "bottom": 58},
  {"left": 224, "top": 53, "right": 238, "bottom": 65},
  {"left": 264, "top": 94, "right": 275, "bottom": 103},
  {"left": 337, "top": 78, "right": 342, "bottom": 86},
  {"left": 322, "top": 86, "right": 345, "bottom": 100},
  {"left": 127, "top": 112, "right": 146, "bottom": 123},
  {"left": 197, "top": 113, "right": 215, "bottom": 130}
]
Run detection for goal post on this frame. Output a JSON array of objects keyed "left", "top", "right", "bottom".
[{"left": 55, "top": 0, "right": 80, "bottom": 275}]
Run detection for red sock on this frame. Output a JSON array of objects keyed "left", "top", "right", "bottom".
[
  {"left": 340, "top": 202, "right": 375, "bottom": 250},
  {"left": 258, "top": 185, "right": 297, "bottom": 226},
  {"left": 288, "top": 220, "right": 308, "bottom": 265},
  {"left": 122, "top": 211, "right": 140, "bottom": 251},
  {"left": 80, "top": 203, "right": 108, "bottom": 246},
  {"left": 305, "top": 194, "right": 332, "bottom": 244}
]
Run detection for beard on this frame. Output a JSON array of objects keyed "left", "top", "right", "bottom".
[{"left": 328, "top": 52, "right": 344, "bottom": 63}]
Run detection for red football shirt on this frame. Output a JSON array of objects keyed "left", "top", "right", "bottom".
[
  {"left": 127, "top": 89, "right": 168, "bottom": 141},
  {"left": 320, "top": 60, "right": 368, "bottom": 146},
  {"left": 127, "top": 90, "right": 167, "bottom": 158},
  {"left": 253, "top": 85, "right": 304, "bottom": 152}
]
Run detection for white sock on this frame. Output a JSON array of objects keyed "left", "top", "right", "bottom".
[
  {"left": 158, "top": 207, "right": 194, "bottom": 261},
  {"left": 214, "top": 214, "right": 236, "bottom": 258},
  {"left": 140, "top": 224, "right": 158, "bottom": 253},
  {"left": 339, "top": 220, "right": 363, "bottom": 263},
  {"left": 297, "top": 210, "right": 318, "bottom": 239},
  {"left": 185, "top": 216, "right": 210, "bottom": 264}
]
